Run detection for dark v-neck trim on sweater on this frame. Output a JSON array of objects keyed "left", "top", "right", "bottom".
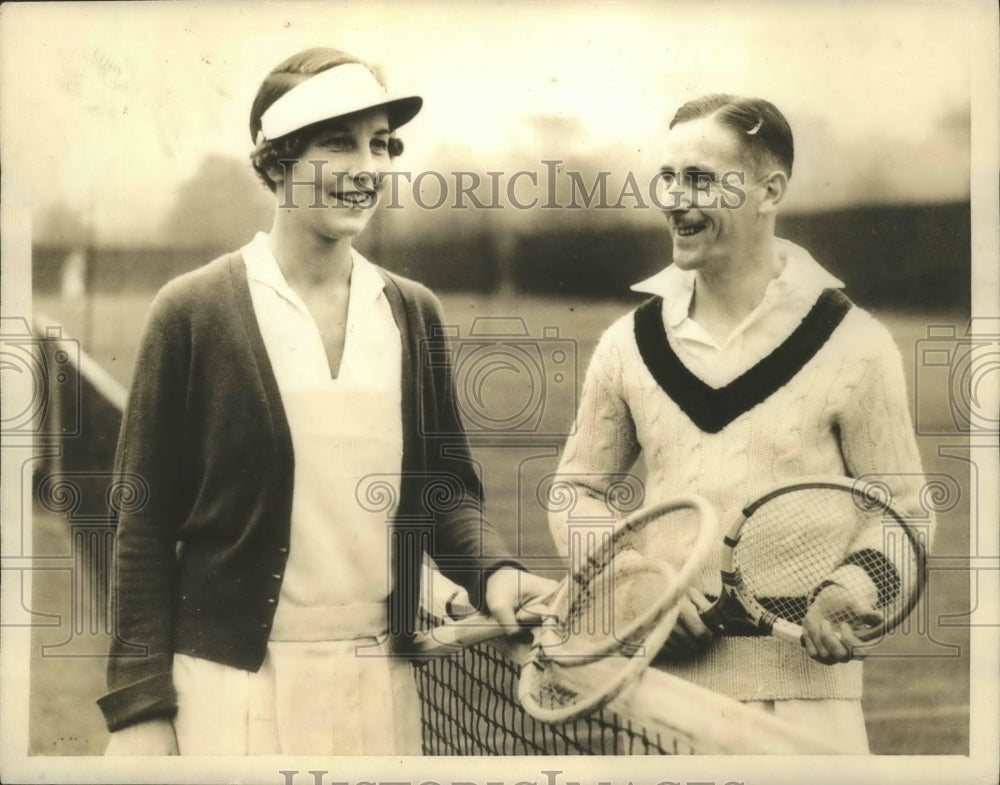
[{"left": 633, "top": 288, "right": 853, "bottom": 434}]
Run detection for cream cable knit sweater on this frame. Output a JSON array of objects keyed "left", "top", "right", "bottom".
[{"left": 549, "top": 289, "right": 930, "bottom": 701}]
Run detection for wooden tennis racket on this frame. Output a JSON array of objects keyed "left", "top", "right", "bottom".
[
  {"left": 410, "top": 495, "right": 716, "bottom": 656},
  {"left": 699, "top": 476, "right": 927, "bottom": 646},
  {"left": 516, "top": 494, "right": 718, "bottom": 723}
]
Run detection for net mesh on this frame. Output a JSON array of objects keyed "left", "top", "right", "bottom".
[
  {"left": 414, "top": 636, "right": 697, "bottom": 755},
  {"left": 412, "top": 625, "right": 852, "bottom": 755},
  {"left": 412, "top": 578, "right": 850, "bottom": 757}
]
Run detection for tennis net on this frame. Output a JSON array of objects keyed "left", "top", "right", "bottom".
[
  {"left": 414, "top": 581, "right": 847, "bottom": 756},
  {"left": 415, "top": 636, "right": 698, "bottom": 755}
]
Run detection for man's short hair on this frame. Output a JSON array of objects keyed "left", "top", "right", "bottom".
[{"left": 670, "top": 94, "right": 794, "bottom": 178}]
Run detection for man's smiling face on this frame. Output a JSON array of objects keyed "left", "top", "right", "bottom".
[{"left": 658, "top": 115, "right": 767, "bottom": 274}]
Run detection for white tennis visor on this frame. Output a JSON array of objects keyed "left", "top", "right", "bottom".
[{"left": 259, "top": 63, "right": 422, "bottom": 141}]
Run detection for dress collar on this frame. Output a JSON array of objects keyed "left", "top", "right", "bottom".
[
  {"left": 241, "top": 231, "right": 386, "bottom": 311},
  {"left": 630, "top": 238, "right": 844, "bottom": 329}
]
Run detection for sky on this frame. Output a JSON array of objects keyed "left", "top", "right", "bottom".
[{"left": 1, "top": 0, "right": 977, "bottom": 245}]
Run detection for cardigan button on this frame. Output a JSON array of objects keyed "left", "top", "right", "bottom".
[
  {"left": 271, "top": 573, "right": 282, "bottom": 580},
  {"left": 278, "top": 547, "right": 288, "bottom": 554},
  {"left": 267, "top": 598, "right": 276, "bottom": 604}
]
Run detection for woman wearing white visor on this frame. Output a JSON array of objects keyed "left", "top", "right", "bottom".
[{"left": 100, "top": 47, "right": 553, "bottom": 756}]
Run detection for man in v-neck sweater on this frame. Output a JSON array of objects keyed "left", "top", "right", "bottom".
[{"left": 548, "top": 95, "right": 930, "bottom": 752}]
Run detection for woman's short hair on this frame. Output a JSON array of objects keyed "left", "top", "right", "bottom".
[
  {"left": 670, "top": 94, "right": 794, "bottom": 178},
  {"left": 249, "top": 48, "right": 405, "bottom": 192}
]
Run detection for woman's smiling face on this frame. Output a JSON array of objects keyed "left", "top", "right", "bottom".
[{"left": 272, "top": 108, "right": 392, "bottom": 241}]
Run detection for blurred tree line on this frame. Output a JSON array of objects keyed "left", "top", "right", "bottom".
[{"left": 33, "top": 145, "right": 970, "bottom": 312}]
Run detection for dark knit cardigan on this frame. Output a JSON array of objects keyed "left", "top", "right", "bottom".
[{"left": 98, "top": 252, "right": 518, "bottom": 731}]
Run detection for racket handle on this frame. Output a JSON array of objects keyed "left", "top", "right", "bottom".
[
  {"left": 770, "top": 618, "right": 806, "bottom": 646},
  {"left": 412, "top": 596, "right": 556, "bottom": 655},
  {"left": 410, "top": 613, "right": 508, "bottom": 654},
  {"left": 445, "top": 591, "right": 558, "bottom": 623}
]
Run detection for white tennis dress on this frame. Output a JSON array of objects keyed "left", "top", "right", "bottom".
[{"left": 171, "top": 233, "right": 421, "bottom": 755}]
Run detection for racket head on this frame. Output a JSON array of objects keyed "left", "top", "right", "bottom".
[
  {"left": 536, "top": 554, "right": 678, "bottom": 660},
  {"left": 717, "top": 476, "right": 927, "bottom": 643},
  {"left": 519, "top": 563, "right": 684, "bottom": 724},
  {"left": 542, "top": 493, "right": 718, "bottom": 662},
  {"left": 518, "top": 494, "right": 718, "bottom": 723}
]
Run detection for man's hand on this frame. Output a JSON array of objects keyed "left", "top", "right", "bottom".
[
  {"left": 659, "top": 586, "right": 717, "bottom": 658},
  {"left": 802, "top": 583, "right": 883, "bottom": 665},
  {"left": 104, "top": 717, "right": 179, "bottom": 755},
  {"left": 485, "top": 567, "right": 559, "bottom": 634}
]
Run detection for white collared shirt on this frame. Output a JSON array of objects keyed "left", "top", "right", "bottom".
[
  {"left": 240, "top": 232, "right": 403, "bottom": 626},
  {"left": 630, "top": 238, "right": 844, "bottom": 388},
  {"left": 241, "top": 231, "right": 401, "bottom": 392}
]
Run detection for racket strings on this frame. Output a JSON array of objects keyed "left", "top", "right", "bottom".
[
  {"left": 840, "top": 547, "right": 902, "bottom": 607},
  {"left": 521, "top": 650, "right": 645, "bottom": 714},
  {"left": 570, "top": 506, "right": 705, "bottom": 580},
  {"left": 734, "top": 485, "right": 922, "bottom": 632},
  {"left": 520, "top": 602, "right": 683, "bottom": 721},
  {"left": 520, "top": 497, "right": 715, "bottom": 722},
  {"left": 554, "top": 505, "right": 705, "bottom": 660},
  {"left": 546, "top": 551, "right": 676, "bottom": 659}
]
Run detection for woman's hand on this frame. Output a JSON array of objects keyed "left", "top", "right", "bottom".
[
  {"left": 104, "top": 717, "right": 179, "bottom": 756},
  {"left": 659, "top": 586, "right": 717, "bottom": 658},
  {"left": 484, "top": 567, "right": 559, "bottom": 634},
  {"left": 802, "top": 584, "right": 882, "bottom": 665}
]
